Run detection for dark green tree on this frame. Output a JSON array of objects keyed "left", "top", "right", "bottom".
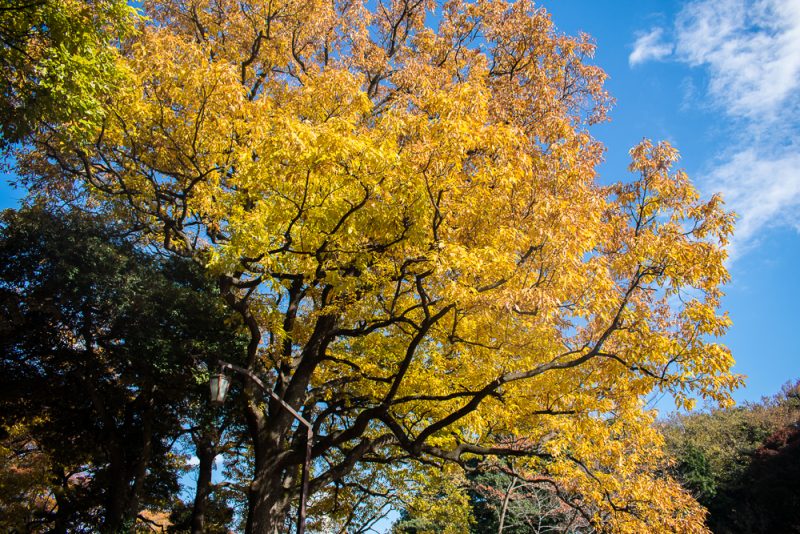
[
  {"left": 718, "top": 421, "right": 800, "bottom": 533},
  {"left": 167, "top": 489, "right": 236, "bottom": 534},
  {"left": 662, "top": 381, "right": 800, "bottom": 533},
  {"left": 0, "top": 206, "right": 246, "bottom": 532}
]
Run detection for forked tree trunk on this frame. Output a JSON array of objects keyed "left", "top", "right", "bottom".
[{"left": 218, "top": 275, "right": 314, "bottom": 534}]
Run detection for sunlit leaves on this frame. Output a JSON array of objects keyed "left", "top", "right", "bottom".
[
  {"left": 18, "top": 1, "right": 739, "bottom": 531},
  {"left": 0, "top": 0, "right": 139, "bottom": 146}
]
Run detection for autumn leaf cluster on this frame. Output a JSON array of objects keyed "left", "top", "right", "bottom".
[{"left": 8, "top": 1, "right": 741, "bottom": 531}]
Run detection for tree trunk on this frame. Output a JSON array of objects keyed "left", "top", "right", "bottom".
[
  {"left": 245, "top": 472, "right": 293, "bottom": 534},
  {"left": 50, "top": 469, "right": 73, "bottom": 534},
  {"left": 104, "top": 387, "right": 155, "bottom": 533},
  {"left": 191, "top": 431, "right": 216, "bottom": 534},
  {"left": 498, "top": 477, "right": 517, "bottom": 534},
  {"left": 218, "top": 276, "right": 322, "bottom": 533},
  {"left": 104, "top": 444, "right": 128, "bottom": 533},
  {"left": 126, "top": 393, "right": 155, "bottom": 521}
]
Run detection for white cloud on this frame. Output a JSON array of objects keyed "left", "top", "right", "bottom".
[
  {"left": 631, "top": 0, "right": 800, "bottom": 256},
  {"left": 185, "top": 454, "right": 224, "bottom": 468},
  {"left": 674, "top": 0, "right": 800, "bottom": 120},
  {"left": 704, "top": 148, "right": 800, "bottom": 257},
  {"left": 629, "top": 28, "right": 674, "bottom": 66}
]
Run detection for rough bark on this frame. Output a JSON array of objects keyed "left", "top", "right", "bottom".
[{"left": 245, "top": 470, "right": 292, "bottom": 534}]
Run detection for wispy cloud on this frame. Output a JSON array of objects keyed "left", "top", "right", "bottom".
[
  {"left": 706, "top": 148, "right": 800, "bottom": 257},
  {"left": 629, "top": 28, "right": 674, "bottom": 66},
  {"left": 630, "top": 0, "right": 800, "bottom": 257},
  {"left": 675, "top": 0, "right": 800, "bottom": 121}
]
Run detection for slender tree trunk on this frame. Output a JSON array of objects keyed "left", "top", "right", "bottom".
[
  {"left": 498, "top": 477, "right": 517, "bottom": 534},
  {"left": 104, "top": 388, "right": 155, "bottom": 533},
  {"left": 127, "top": 393, "right": 155, "bottom": 520},
  {"left": 191, "top": 431, "right": 216, "bottom": 534}
]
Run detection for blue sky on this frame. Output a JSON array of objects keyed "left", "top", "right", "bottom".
[
  {"left": 2, "top": 0, "right": 797, "bottom": 410},
  {"left": 541, "top": 0, "right": 800, "bottom": 406}
]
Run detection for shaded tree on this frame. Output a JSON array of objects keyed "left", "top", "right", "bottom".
[
  {"left": 723, "top": 419, "right": 800, "bottom": 533},
  {"left": 663, "top": 380, "right": 800, "bottom": 533},
  {"left": 0, "top": 206, "right": 246, "bottom": 532},
  {"left": 168, "top": 489, "right": 236, "bottom": 534}
]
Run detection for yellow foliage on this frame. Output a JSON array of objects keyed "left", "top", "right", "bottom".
[{"left": 22, "top": 1, "right": 739, "bottom": 531}]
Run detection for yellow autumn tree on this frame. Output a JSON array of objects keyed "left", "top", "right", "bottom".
[
  {"left": 0, "top": 0, "right": 138, "bottom": 147},
  {"left": 22, "top": 1, "right": 739, "bottom": 532}
]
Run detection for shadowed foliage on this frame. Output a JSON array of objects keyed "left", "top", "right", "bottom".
[{"left": 0, "top": 207, "right": 246, "bottom": 532}]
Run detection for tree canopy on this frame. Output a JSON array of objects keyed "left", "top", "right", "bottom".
[
  {"left": 663, "top": 381, "right": 800, "bottom": 533},
  {"left": 12, "top": 0, "right": 739, "bottom": 532},
  {"left": 0, "top": 0, "right": 138, "bottom": 147},
  {"left": 0, "top": 207, "right": 247, "bottom": 532}
]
